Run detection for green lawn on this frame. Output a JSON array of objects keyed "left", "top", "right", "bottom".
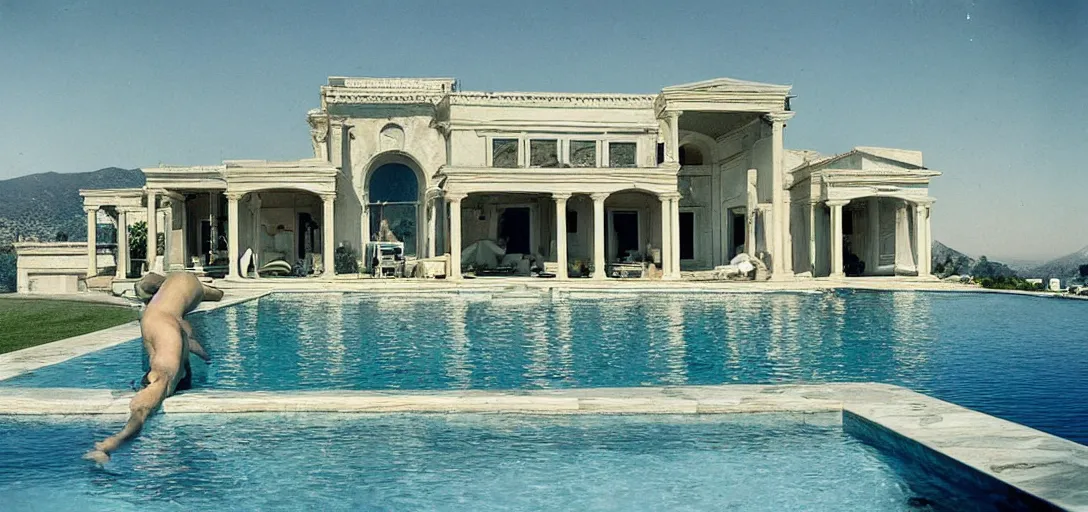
[{"left": 0, "top": 299, "right": 139, "bottom": 354}]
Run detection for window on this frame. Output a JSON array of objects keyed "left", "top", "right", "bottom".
[
  {"left": 569, "top": 140, "right": 597, "bottom": 167},
  {"left": 566, "top": 211, "right": 578, "bottom": 233},
  {"left": 492, "top": 138, "right": 519, "bottom": 168},
  {"left": 608, "top": 142, "right": 637, "bottom": 168},
  {"left": 530, "top": 139, "right": 559, "bottom": 167},
  {"left": 680, "top": 211, "right": 695, "bottom": 260},
  {"left": 679, "top": 145, "right": 703, "bottom": 165},
  {"left": 656, "top": 142, "right": 665, "bottom": 165}
]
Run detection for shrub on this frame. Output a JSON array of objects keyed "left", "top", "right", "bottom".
[
  {"left": 334, "top": 244, "right": 359, "bottom": 275},
  {"left": 0, "top": 247, "right": 16, "bottom": 293}
]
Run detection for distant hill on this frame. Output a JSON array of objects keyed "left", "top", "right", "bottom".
[
  {"left": 931, "top": 241, "right": 1018, "bottom": 279},
  {"left": 1025, "top": 245, "right": 1088, "bottom": 284},
  {"left": 0, "top": 167, "right": 145, "bottom": 247}
]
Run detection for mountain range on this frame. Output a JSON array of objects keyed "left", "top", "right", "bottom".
[{"left": 0, "top": 167, "right": 145, "bottom": 247}]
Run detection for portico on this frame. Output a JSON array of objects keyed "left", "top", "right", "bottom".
[{"left": 15, "top": 73, "right": 943, "bottom": 295}]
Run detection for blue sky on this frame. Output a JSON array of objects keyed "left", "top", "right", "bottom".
[{"left": 0, "top": 0, "right": 1084, "bottom": 261}]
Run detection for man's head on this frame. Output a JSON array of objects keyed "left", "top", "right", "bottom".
[{"left": 134, "top": 272, "right": 167, "bottom": 302}]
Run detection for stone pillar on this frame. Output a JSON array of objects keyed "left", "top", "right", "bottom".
[
  {"left": 162, "top": 201, "right": 172, "bottom": 271},
  {"left": 85, "top": 207, "right": 98, "bottom": 277},
  {"left": 321, "top": 193, "right": 336, "bottom": 278},
  {"left": 670, "top": 196, "right": 681, "bottom": 279},
  {"left": 914, "top": 203, "right": 926, "bottom": 276},
  {"left": 591, "top": 192, "right": 608, "bottom": 279},
  {"left": 116, "top": 210, "right": 129, "bottom": 279},
  {"left": 868, "top": 197, "right": 880, "bottom": 275},
  {"left": 145, "top": 189, "right": 158, "bottom": 275},
  {"left": 808, "top": 201, "right": 818, "bottom": 274},
  {"left": 659, "top": 195, "right": 672, "bottom": 277},
  {"left": 745, "top": 169, "right": 758, "bottom": 257},
  {"left": 178, "top": 196, "right": 189, "bottom": 270},
  {"left": 828, "top": 200, "right": 848, "bottom": 278},
  {"left": 924, "top": 204, "right": 933, "bottom": 276},
  {"left": 763, "top": 112, "right": 794, "bottom": 280},
  {"left": 226, "top": 193, "right": 241, "bottom": 280},
  {"left": 447, "top": 193, "right": 465, "bottom": 280},
  {"left": 427, "top": 196, "right": 438, "bottom": 258},
  {"left": 667, "top": 111, "right": 682, "bottom": 163},
  {"left": 208, "top": 191, "right": 219, "bottom": 265},
  {"left": 553, "top": 193, "right": 570, "bottom": 279}
]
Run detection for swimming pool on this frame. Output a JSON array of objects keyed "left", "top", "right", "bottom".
[
  {"left": 0, "top": 412, "right": 957, "bottom": 511},
  {"left": 5, "top": 290, "right": 1087, "bottom": 444}
]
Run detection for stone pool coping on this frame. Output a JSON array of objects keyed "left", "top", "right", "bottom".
[{"left": 0, "top": 382, "right": 1084, "bottom": 510}]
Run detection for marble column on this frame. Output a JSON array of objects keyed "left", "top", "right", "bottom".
[
  {"left": 322, "top": 193, "right": 336, "bottom": 278},
  {"left": 553, "top": 193, "right": 570, "bottom": 279},
  {"left": 145, "top": 190, "right": 158, "bottom": 274},
  {"left": 116, "top": 210, "right": 129, "bottom": 279},
  {"left": 667, "top": 111, "right": 682, "bottom": 163},
  {"left": 162, "top": 201, "right": 172, "bottom": 271},
  {"left": 764, "top": 112, "right": 794, "bottom": 280},
  {"left": 178, "top": 196, "right": 189, "bottom": 270},
  {"left": 85, "top": 207, "right": 98, "bottom": 277},
  {"left": 828, "top": 200, "right": 848, "bottom": 278},
  {"left": 591, "top": 192, "right": 608, "bottom": 279},
  {"left": 914, "top": 203, "right": 926, "bottom": 276},
  {"left": 924, "top": 204, "right": 933, "bottom": 276},
  {"left": 448, "top": 193, "right": 465, "bottom": 280},
  {"left": 670, "top": 196, "right": 681, "bottom": 279},
  {"left": 745, "top": 169, "right": 758, "bottom": 257},
  {"left": 808, "top": 201, "right": 818, "bottom": 274},
  {"left": 868, "top": 197, "right": 880, "bottom": 275},
  {"left": 226, "top": 193, "right": 241, "bottom": 280},
  {"left": 208, "top": 191, "right": 219, "bottom": 265},
  {"left": 659, "top": 195, "right": 672, "bottom": 277},
  {"left": 427, "top": 197, "right": 437, "bottom": 258}
]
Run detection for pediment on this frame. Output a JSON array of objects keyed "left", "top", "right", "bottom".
[{"left": 662, "top": 77, "right": 791, "bottom": 95}]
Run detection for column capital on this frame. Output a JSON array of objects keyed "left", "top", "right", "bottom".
[
  {"left": 445, "top": 192, "right": 468, "bottom": 202},
  {"left": 319, "top": 192, "right": 338, "bottom": 203},
  {"left": 762, "top": 111, "right": 795, "bottom": 125},
  {"left": 552, "top": 192, "right": 572, "bottom": 201},
  {"left": 590, "top": 192, "right": 610, "bottom": 202},
  {"left": 658, "top": 192, "right": 682, "bottom": 202},
  {"left": 224, "top": 192, "right": 245, "bottom": 201},
  {"left": 83, "top": 206, "right": 99, "bottom": 214},
  {"left": 825, "top": 199, "right": 850, "bottom": 208}
]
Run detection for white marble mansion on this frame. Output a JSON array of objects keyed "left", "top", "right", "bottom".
[{"left": 17, "top": 76, "right": 941, "bottom": 292}]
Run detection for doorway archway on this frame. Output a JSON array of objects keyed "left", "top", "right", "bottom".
[{"left": 366, "top": 154, "right": 424, "bottom": 256}]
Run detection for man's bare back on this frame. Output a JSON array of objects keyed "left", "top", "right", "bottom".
[{"left": 84, "top": 272, "right": 220, "bottom": 463}]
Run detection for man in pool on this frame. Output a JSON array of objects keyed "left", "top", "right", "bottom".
[{"left": 83, "top": 272, "right": 222, "bottom": 463}]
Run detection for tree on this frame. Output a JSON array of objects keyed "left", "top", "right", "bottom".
[
  {"left": 128, "top": 221, "right": 166, "bottom": 262},
  {"left": 1080, "top": 264, "right": 1088, "bottom": 279},
  {"left": 55, "top": 232, "right": 69, "bottom": 242}
]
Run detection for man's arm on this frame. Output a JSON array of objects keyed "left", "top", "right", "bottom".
[
  {"left": 179, "top": 319, "right": 210, "bottom": 362},
  {"left": 83, "top": 376, "right": 169, "bottom": 464}
]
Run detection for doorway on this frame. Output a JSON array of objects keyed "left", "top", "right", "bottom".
[
  {"left": 611, "top": 211, "right": 639, "bottom": 260},
  {"left": 498, "top": 207, "right": 531, "bottom": 254},
  {"left": 730, "top": 210, "right": 746, "bottom": 259}
]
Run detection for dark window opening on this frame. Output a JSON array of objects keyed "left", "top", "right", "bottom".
[
  {"left": 566, "top": 211, "right": 578, "bottom": 233},
  {"left": 499, "top": 207, "right": 531, "bottom": 254},
  {"left": 656, "top": 143, "right": 665, "bottom": 165},
  {"left": 679, "top": 145, "right": 703, "bottom": 166},
  {"left": 492, "top": 138, "right": 519, "bottom": 168},
  {"left": 612, "top": 211, "right": 639, "bottom": 260},
  {"left": 680, "top": 211, "right": 695, "bottom": 260}
]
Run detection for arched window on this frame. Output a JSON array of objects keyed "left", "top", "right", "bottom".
[
  {"left": 368, "top": 163, "right": 420, "bottom": 255},
  {"left": 678, "top": 145, "right": 703, "bottom": 166}
]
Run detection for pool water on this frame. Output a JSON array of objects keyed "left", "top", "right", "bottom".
[
  {"left": 0, "top": 413, "right": 944, "bottom": 511},
  {"left": 5, "top": 290, "right": 1088, "bottom": 444}
]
